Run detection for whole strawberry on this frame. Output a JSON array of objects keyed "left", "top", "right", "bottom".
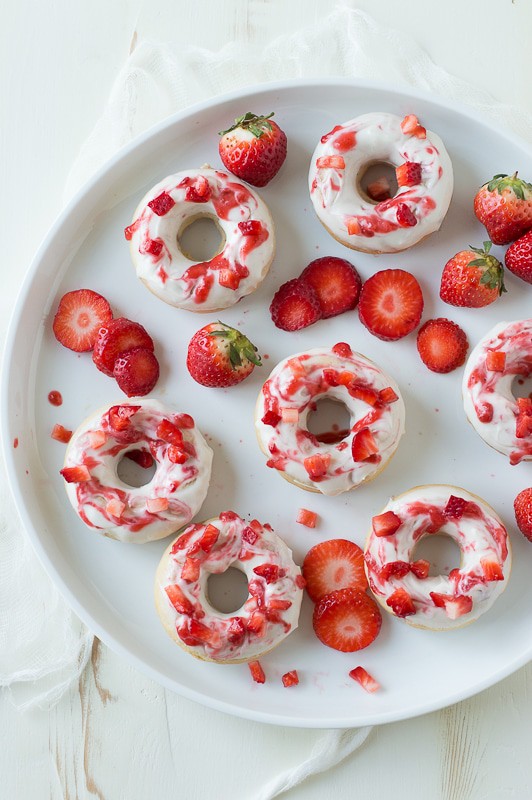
[
  {"left": 514, "top": 488, "right": 532, "bottom": 543},
  {"left": 505, "top": 230, "right": 532, "bottom": 284},
  {"left": 187, "top": 321, "right": 261, "bottom": 387},
  {"left": 440, "top": 242, "right": 505, "bottom": 308},
  {"left": 474, "top": 173, "right": 532, "bottom": 245},
  {"left": 218, "top": 112, "right": 287, "bottom": 187}
]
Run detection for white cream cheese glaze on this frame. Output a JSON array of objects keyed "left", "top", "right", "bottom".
[
  {"left": 125, "top": 167, "right": 275, "bottom": 311},
  {"left": 255, "top": 344, "right": 405, "bottom": 495},
  {"left": 62, "top": 399, "right": 213, "bottom": 543},
  {"left": 462, "top": 319, "right": 532, "bottom": 465},
  {"left": 309, "top": 112, "right": 453, "bottom": 253},
  {"left": 364, "top": 485, "right": 510, "bottom": 630},
  {"left": 155, "top": 511, "right": 304, "bottom": 663}
]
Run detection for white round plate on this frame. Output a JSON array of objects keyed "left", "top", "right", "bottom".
[{"left": 3, "top": 80, "right": 532, "bottom": 728}]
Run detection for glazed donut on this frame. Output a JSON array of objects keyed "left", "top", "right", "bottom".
[
  {"left": 155, "top": 511, "right": 304, "bottom": 663},
  {"left": 255, "top": 343, "right": 405, "bottom": 495},
  {"left": 61, "top": 399, "right": 213, "bottom": 543},
  {"left": 463, "top": 319, "right": 532, "bottom": 465},
  {"left": 364, "top": 485, "right": 511, "bottom": 630},
  {"left": 125, "top": 167, "right": 275, "bottom": 312},
  {"left": 308, "top": 112, "right": 453, "bottom": 254}
]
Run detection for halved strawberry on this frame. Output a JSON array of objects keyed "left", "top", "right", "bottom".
[
  {"left": 386, "top": 587, "right": 416, "bottom": 617},
  {"left": 372, "top": 511, "right": 401, "bottom": 537},
  {"left": 300, "top": 257, "right": 362, "bottom": 319},
  {"left": 358, "top": 269, "right": 423, "bottom": 341},
  {"left": 313, "top": 588, "right": 382, "bottom": 652},
  {"left": 302, "top": 539, "right": 368, "bottom": 601},
  {"left": 417, "top": 318, "right": 468, "bottom": 374},
  {"left": 187, "top": 321, "right": 261, "bottom": 387},
  {"left": 60, "top": 465, "right": 91, "bottom": 483},
  {"left": 93, "top": 318, "right": 154, "bottom": 376},
  {"left": 282, "top": 670, "right": 299, "bottom": 687},
  {"left": 113, "top": 346, "right": 160, "bottom": 397},
  {"left": 248, "top": 660, "right": 266, "bottom": 683},
  {"left": 349, "top": 666, "right": 380, "bottom": 693},
  {"left": 53, "top": 289, "right": 113, "bottom": 352},
  {"left": 270, "top": 278, "right": 322, "bottom": 331}
]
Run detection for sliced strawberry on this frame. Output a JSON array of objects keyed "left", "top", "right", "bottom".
[
  {"left": 411, "top": 559, "right": 430, "bottom": 579},
  {"left": 514, "top": 487, "right": 532, "bottom": 542},
  {"left": 386, "top": 587, "right": 416, "bottom": 617},
  {"left": 165, "top": 584, "right": 193, "bottom": 615},
  {"left": 486, "top": 349, "right": 506, "bottom": 371},
  {"left": 349, "top": 666, "right": 380, "bottom": 693},
  {"left": 60, "top": 465, "right": 91, "bottom": 483},
  {"left": 417, "top": 318, "right": 468, "bottom": 374},
  {"left": 53, "top": 289, "right": 113, "bottom": 352},
  {"left": 480, "top": 558, "right": 504, "bottom": 581},
  {"left": 282, "top": 670, "right": 299, "bottom": 688},
  {"left": 93, "top": 317, "right": 154, "bottom": 376},
  {"left": 270, "top": 278, "right": 322, "bottom": 331},
  {"left": 351, "top": 428, "right": 379, "bottom": 462},
  {"left": 296, "top": 508, "right": 318, "bottom": 528},
  {"left": 248, "top": 660, "right": 266, "bottom": 683},
  {"left": 89, "top": 430, "right": 107, "bottom": 449},
  {"left": 302, "top": 539, "right": 368, "bottom": 602},
  {"left": 51, "top": 424, "right": 72, "bottom": 444},
  {"left": 113, "top": 346, "right": 160, "bottom": 397},
  {"left": 372, "top": 510, "right": 401, "bottom": 537},
  {"left": 313, "top": 588, "right": 382, "bottom": 652},
  {"left": 429, "top": 592, "right": 473, "bottom": 619},
  {"left": 300, "top": 257, "right": 362, "bottom": 319},
  {"left": 358, "top": 269, "right": 423, "bottom": 341},
  {"left": 396, "top": 161, "right": 422, "bottom": 187}
]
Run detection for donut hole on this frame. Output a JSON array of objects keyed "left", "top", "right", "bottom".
[
  {"left": 178, "top": 215, "right": 224, "bottom": 262},
  {"left": 357, "top": 161, "right": 399, "bottom": 204},
  {"left": 511, "top": 373, "right": 532, "bottom": 400},
  {"left": 116, "top": 450, "right": 157, "bottom": 487},
  {"left": 207, "top": 566, "right": 249, "bottom": 614},
  {"left": 411, "top": 534, "right": 462, "bottom": 577},
  {"left": 307, "top": 398, "right": 351, "bottom": 444}
]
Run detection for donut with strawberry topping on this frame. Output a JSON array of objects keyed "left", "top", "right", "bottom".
[
  {"left": 125, "top": 167, "right": 274, "bottom": 312},
  {"left": 364, "top": 485, "right": 511, "bottom": 630},
  {"left": 60, "top": 399, "right": 213, "bottom": 543},
  {"left": 462, "top": 319, "right": 532, "bottom": 465},
  {"left": 255, "top": 344, "right": 405, "bottom": 495},
  {"left": 309, "top": 112, "right": 453, "bottom": 253},
  {"left": 155, "top": 511, "right": 303, "bottom": 663}
]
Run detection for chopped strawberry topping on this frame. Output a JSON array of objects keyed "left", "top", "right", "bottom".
[
  {"left": 242, "top": 525, "right": 260, "bottom": 545},
  {"left": 381, "top": 561, "right": 411, "bottom": 581},
  {"left": 147, "top": 497, "right": 169, "bottom": 513},
  {"left": 226, "top": 617, "right": 246, "bottom": 644},
  {"left": 348, "top": 383, "right": 380, "bottom": 406},
  {"left": 246, "top": 612, "right": 266, "bottom": 637},
  {"left": 173, "top": 413, "right": 195, "bottom": 429},
  {"left": 480, "top": 558, "right": 504, "bottom": 581},
  {"left": 282, "top": 670, "right": 299, "bottom": 688},
  {"left": 51, "top": 424, "right": 72, "bottom": 444},
  {"left": 199, "top": 524, "right": 219, "bottom": 552},
  {"left": 297, "top": 508, "right": 318, "bottom": 528},
  {"left": 165, "top": 584, "right": 193, "bottom": 615},
  {"left": 349, "top": 666, "right": 380, "bottom": 693},
  {"left": 332, "top": 342, "right": 352, "bottom": 358},
  {"left": 351, "top": 428, "right": 379, "bottom": 463},
  {"left": 486, "top": 349, "right": 506, "bottom": 371},
  {"left": 261, "top": 409, "right": 281, "bottom": 427},
  {"left": 396, "top": 203, "right": 417, "bottom": 227},
  {"left": 248, "top": 660, "right": 266, "bottom": 684},
  {"left": 60, "top": 465, "right": 91, "bottom": 483},
  {"left": 181, "top": 557, "right": 201, "bottom": 582},
  {"left": 113, "top": 346, "right": 160, "bottom": 397},
  {"left": 218, "top": 269, "right": 240, "bottom": 290},
  {"left": 429, "top": 592, "right": 473, "bottom": 619},
  {"left": 178, "top": 618, "right": 213, "bottom": 645},
  {"left": 396, "top": 161, "right": 422, "bottom": 187},
  {"left": 253, "top": 563, "right": 280, "bottom": 584},
  {"left": 108, "top": 404, "right": 140, "bottom": 432},
  {"left": 300, "top": 257, "right": 362, "bottom": 319},
  {"left": 516, "top": 397, "right": 532, "bottom": 438},
  {"left": 400, "top": 114, "right": 427, "bottom": 138},
  {"left": 281, "top": 407, "right": 299, "bottom": 423},
  {"left": 477, "top": 402, "right": 494, "bottom": 423},
  {"left": 313, "top": 588, "right": 382, "bottom": 652},
  {"left": 238, "top": 220, "right": 262, "bottom": 235},
  {"left": 185, "top": 176, "right": 211, "bottom": 203},
  {"left": 105, "top": 498, "right": 125, "bottom": 518},
  {"left": 148, "top": 191, "right": 175, "bottom": 216},
  {"left": 316, "top": 155, "right": 345, "bottom": 169},
  {"left": 378, "top": 386, "right": 399, "bottom": 404},
  {"left": 303, "top": 539, "right": 367, "bottom": 601},
  {"left": 144, "top": 239, "right": 163, "bottom": 256},
  {"left": 411, "top": 559, "right": 430, "bottom": 579},
  {"left": 157, "top": 419, "right": 184, "bottom": 446},
  {"left": 444, "top": 495, "right": 470, "bottom": 519},
  {"left": 386, "top": 588, "right": 416, "bottom": 617},
  {"left": 89, "top": 430, "right": 107, "bottom": 449},
  {"left": 372, "top": 511, "right": 402, "bottom": 537},
  {"left": 303, "top": 453, "right": 331, "bottom": 479},
  {"left": 167, "top": 445, "right": 188, "bottom": 464}
]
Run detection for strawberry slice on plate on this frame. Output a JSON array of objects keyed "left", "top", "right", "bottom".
[
  {"left": 313, "top": 588, "right": 382, "bottom": 652},
  {"left": 416, "top": 318, "right": 468, "bottom": 374},
  {"left": 186, "top": 321, "right": 261, "bottom": 387},
  {"left": 218, "top": 112, "right": 287, "bottom": 187},
  {"left": 52, "top": 289, "right": 113, "bottom": 352},
  {"left": 358, "top": 269, "right": 423, "bottom": 341},
  {"left": 300, "top": 256, "right": 362, "bottom": 319},
  {"left": 270, "top": 278, "right": 322, "bottom": 331},
  {"left": 93, "top": 317, "right": 154, "bottom": 376},
  {"left": 113, "top": 346, "right": 160, "bottom": 397},
  {"left": 303, "top": 539, "right": 368, "bottom": 601}
]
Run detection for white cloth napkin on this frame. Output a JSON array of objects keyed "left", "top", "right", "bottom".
[{"left": 4, "top": 3, "right": 532, "bottom": 797}]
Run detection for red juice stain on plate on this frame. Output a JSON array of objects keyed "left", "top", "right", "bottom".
[
  {"left": 48, "top": 390, "right": 63, "bottom": 406},
  {"left": 13, "top": 437, "right": 18, "bottom": 448}
]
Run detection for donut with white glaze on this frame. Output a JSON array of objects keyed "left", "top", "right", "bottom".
[
  {"left": 309, "top": 112, "right": 453, "bottom": 253},
  {"left": 364, "top": 485, "right": 511, "bottom": 630},
  {"left": 61, "top": 399, "right": 213, "bottom": 543},
  {"left": 125, "top": 167, "right": 275, "bottom": 312},
  {"left": 255, "top": 343, "right": 405, "bottom": 495},
  {"left": 462, "top": 319, "right": 532, "bottom": 465},
  {"left": 155, "top": 511, "right": 304, "bottom": 663}
]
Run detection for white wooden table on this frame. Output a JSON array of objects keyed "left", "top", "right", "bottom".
[{"left": 3, "top": 1, "right": 532, "bottom": 797}]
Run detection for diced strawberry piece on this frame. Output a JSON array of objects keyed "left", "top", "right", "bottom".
[
  {"left": 60, "top": 465, "right": 91, "bottom": 483},
  {"left": 400, "top": 114, "right": 426, "bottom": 138},
  {"left": 349, "top": 666, "right": 380, "bottom": 693},
  {"left": 171, "top": 528, "right": 201, "bottom": 553},
  {"left": 147, "top": 497, "right": 169, "bottom": 513},
  {"left": 270, "top": 278, "right": 322, "bottom": 331},
  {"left": 148, "top": 191, "right": 175, "bottom": 216},
  {"left": 480, "top": 558, "right": 504, "bottom": 581},
  {"left": 143, "top": 239, "right": 163, "bottom": 257},
  {"left": 313, "top": 588, "right": 382, "bottom": 652},
  {"left": 297, "top": 508, "right": 318, "bottom": 528},
  {"left": 282, "top": 670, "right": 299, "bottom": 688},
  {"left": 220, "top": 510, "right": 239, "bottom": 522},
  {"left": 337, "top": 370, "right": 355, "bottom": 386},
  {"left": 226, "top": 617, "right": 246, "bottom": 644},
  {"left": 165, "top": 584, "right": 193, "bottom": 615},
  {"left": 242, "top": 526, "right": 260, "bottom": 545},
  {"left": 173, "top": 413, "right": 195, "bottom": 429},
  {"left": 381, "top": 561, "right": 411, "bottom": 581},
  {"left": 444, "top": 495, "right": 469, "bottom": 519},
  {"left": 348, "top": 383, "right": 380, "bottom": 406},
  {"left": 346, "top": 217, "right": 361, "bottom": 236},
  {"left": 268, "top": 599, "right": 292, "bottom": 611},
  {"left": 246, "top": 613, "right": 266, "bottom": 636},
  {"left": 199, "top": 524, "right": 219, "bottom": 552},
  {"left": 51, "top": 424, "right": 72, "bottom": 444},
  {"left": 53, "top": 289, "right": 113, "bottom": 353},
  {"left": 351, "top": 428, "right": 379, "bottom": 463},
  {"left": 332, "top": 342, "right": 352, "bottom": 358},
  {"left": 386, "top": 588, "right": 416, "bottom": 617},
  {"left": 89, "top": 430, "right": 107, "bottom": 448},
  {"left": 378, "top": 386, "right": 399, "bottom": 404},
  {"left": 517, "top": 397, "right": 532, "bottom": 415},
  {"left": 477, "top": 402, "right": 494, "bottom": 423},
  {"left": 114, "top": 346, "right": 160, "bottom": 397},
  {"left": 302, "top": 539, "right": 367, "bottom": 601},
  {"left": 108, "top": 404, "right": 140, "bottom": 432},
  {"left": 157, "top": 419, "right": 184, "bottom": 446},
  {"left": 288, "top": 357, "right": 306, "bottom": 377},
  {"left": 322, "top": 368, "right": 339, "bottom": 386},
  {"left": 486, "top": 349, "right": 506, "bottom": 371},
  {"left": 367, "top": 176, "right": 391, "bottom": 202},
  {"left": 238, "top": 220, "right": 262, "bottom": 235},
  {"left": 185, "top": 176, "right": 211, "bottom": 203},
  {"left": 417, "top": 318, "right": 468, "bottom": 374},
  {"left": 300, "top": 257, "right": 362, "bottom": 319},
  {"left": 426, "top": 507, "right": 446, "bottom": 533},
  {"left": 411, "top": 559, "right": 430, "bottom": 579},
  {"left": 125, "top": 449, "right": 154, "bottom": 469},
  {"left": 396, "top": 203, "right": 417, "bottom": 227},
  {"left": 396, "top": 161, "right": 422, "bottom": 187},
  {"left": 253, "top": 563, "right": 280, "bottom": 584},
  {"left": 429, "top": 592, "right": 472, "bottom": 619},
  {"left": 372, "top": 511, "right": 402, "bottom": 537},
  {"left": 516, "top": 413, "right": 532, "bottom": 438},
  {"left": 296, "top": 574, "right": 306, "bottom": 589},
  {"left": 105, "top": 498, "right": 125, "bottom": 518},
  {"left": 303, "top": 453, "right": 331, "bottom": 479},
  {"left": 167, "top": 445, "right": 188, "bottom": 464},
  {"left": 281, "top": 407, "right": 299, "bottom": 423},
  {"left": 261, "top": 409, "right": 281, "bottom": 427},
  {"left": 218, "top": 269, "right": 240, "bottom": 290},
  {"left": 181, "top": 557, "right": 201, "bottom": 582},
  {"left": 93, "top": 317, "right": 154, "bottom": 377},
  {"left": 248, "top": 660, "right": 266, "bottom": 683},
  {"left": 316, "top": 155, "right": 345, "bottom": 169},
  {"left": 358, "top": 269, "right": 423, "bottom": 342}
]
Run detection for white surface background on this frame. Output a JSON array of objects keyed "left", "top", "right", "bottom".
[{"left": 2, "top": 0, "right": 532, "bottom": 797}]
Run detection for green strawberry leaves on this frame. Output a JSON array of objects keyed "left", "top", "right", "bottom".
[
  {"left": 209, "top": 322, "right": 262, "bottom": 369},
  {"left": 467, "top": 241, "right": 506, "bottom": 295},
  {"left": 219, "top": 112, "right": 274, "bottom": 139}
]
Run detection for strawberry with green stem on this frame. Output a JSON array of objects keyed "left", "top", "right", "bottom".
[
  {"left": 186, "top": 321, "right": 261, "bottom": 387},
  {"left": 474, "top": 172, "right": 532, "bottom": 245},
  {"left": 218, "top": 112, "right": 287, "bottom": 187},
  {"left": 440, "top": 241, "right": 505, "bottom": 308}
]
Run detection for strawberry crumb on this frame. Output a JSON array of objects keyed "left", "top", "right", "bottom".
[
  {"left": 248, "top": 660, "right": 266, "bottom": 684},
  {"left": 282, "top": 670, "right": 299, "bottom": 687},
  {"left": 296, "top": 508, "right": 318, "bottom": 528}
]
